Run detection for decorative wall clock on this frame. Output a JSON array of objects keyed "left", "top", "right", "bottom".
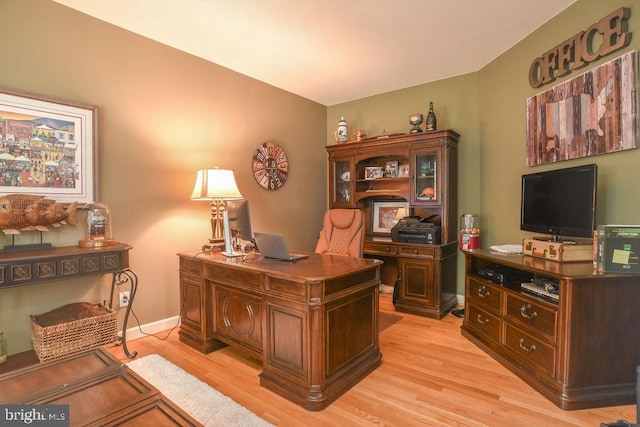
[{"left": 252, "top": 141, "right": 289, "bottom": 190}]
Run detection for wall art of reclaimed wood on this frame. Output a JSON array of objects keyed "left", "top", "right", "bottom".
[{"left": 526, "top": 50, "right": 638, "bottom": 166}]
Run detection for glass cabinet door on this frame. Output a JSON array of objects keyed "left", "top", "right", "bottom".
[
  {"left": 412, "top": 149, "right": 441, "bottom": 204},
  {"left": 332, "top": 159, "right": 353, "bottom": 206}
]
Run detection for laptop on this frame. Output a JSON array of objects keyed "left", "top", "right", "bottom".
[{"left": 253, "top": 232, "right": 308, "bottom": 261}]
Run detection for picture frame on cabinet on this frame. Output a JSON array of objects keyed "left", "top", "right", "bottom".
[
  {"left": 398, "top": 163, "right": 409, "bottom": 177},
  {"left": 365, "top": 166, "right": 384, "bottom": 180},
  {"left": 372, "top": 200, "right": 409, "bottom": 234},
  {"left": 384, "top": 160, "right": 398, "bottom": 177},
  {"left": 0, "top": 88, "right": 98, "bottom": 204}
]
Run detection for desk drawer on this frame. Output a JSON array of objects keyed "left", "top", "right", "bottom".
[
  {"left": 398, "top": 246, "right": 435, "bottom": 258},
  {"left": 364, "top": 242, "right": 397, "bottom": 256}
]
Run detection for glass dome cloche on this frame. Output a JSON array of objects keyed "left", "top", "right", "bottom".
[{"left": 78, "top": 202, "right": 115, "bottom": 248}]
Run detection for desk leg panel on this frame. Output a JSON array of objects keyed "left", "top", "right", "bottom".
[{"left": 260, "top": 285, "right": 381, "bottom": 411}]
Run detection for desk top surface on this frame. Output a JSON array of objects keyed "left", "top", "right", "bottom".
[{"left": 179, "top": 250, "right": 382, "bottom": 281}]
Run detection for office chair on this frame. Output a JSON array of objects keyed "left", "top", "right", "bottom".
[{"left": 315, "top": 209, "right": 365, "bottom": 257}]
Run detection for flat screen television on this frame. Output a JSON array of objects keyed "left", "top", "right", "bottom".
[{"left": 520, "top": 163, "right": 597, "bottom": 241}]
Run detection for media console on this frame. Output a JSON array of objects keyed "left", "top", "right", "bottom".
[{"left": 462, "top": 249, "right": 640, "bottom": 410}]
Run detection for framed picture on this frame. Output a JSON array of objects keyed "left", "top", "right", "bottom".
[
  {"left": 0, "top": 88, "right": 98, "bottom": 204},
  {"left": 364, "top": 166, "right": 383, "bottom": 180},
  {"left": 384, "top": 160, "right": 398, "bottom": 177},
  {"left": 372, "top": 200, "right": 409, "bottom": 234},
  {"left": 398, "top": 163, "right": 409, "bottom": 177},
  {"left": 526, "top": 50, "right": 638, "bottom": 166}
]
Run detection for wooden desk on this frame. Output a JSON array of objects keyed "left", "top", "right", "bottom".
[
  {"left": 177, "top": 251, "right": 383, "bottom": 411},
  {"left": 0, "top": 348, "right": 201, "bottom": 426}
]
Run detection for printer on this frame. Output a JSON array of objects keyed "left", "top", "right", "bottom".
[{"left": 391, "top": 216, "right": 441, "bottom": 244}]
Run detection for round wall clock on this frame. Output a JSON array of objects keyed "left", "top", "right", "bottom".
[{"left": 252, "top": 141, "right": 289, "bottom": 190}]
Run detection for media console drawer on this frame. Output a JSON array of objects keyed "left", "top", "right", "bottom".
[
  {"left": 465, "top": 303, "right": 500, "bottom": 343},
  {"left": 504, "top": 293, "right": 557, "bottom": 341},
  {"left": 503, "top": 323, "right": 556, "bottom": 377}
]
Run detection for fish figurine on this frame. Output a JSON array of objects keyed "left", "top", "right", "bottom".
[
  {"left": 0, "top": 194, "right": 45, "bottom": 234},
  {"left": 24, "top": 198, "right": 56, "bottom": 231},
  {"left": 44, "top": 201, "right": 78, "bottom": 228}
]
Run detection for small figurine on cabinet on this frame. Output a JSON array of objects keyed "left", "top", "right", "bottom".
[
  {"left": 419, "top": 187, "right": 435, "bottom": 200},
  {"left": 353, "top": 129, "right": 366, "bottom": 141}
]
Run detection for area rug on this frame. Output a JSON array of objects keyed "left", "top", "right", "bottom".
[{"left": 127, "top": 354, "right": 273, "bottom": 427}]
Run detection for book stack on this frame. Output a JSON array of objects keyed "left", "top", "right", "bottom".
[{"left": 594, "top": 225, "right": 640, "bottom": 273}]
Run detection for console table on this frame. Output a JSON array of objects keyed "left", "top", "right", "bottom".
[
  {"left": 177, "top": 250, "right": 382, "bottom": 410},
  {"left": 462, "top": 249, "right": 640, "bottom": 410},
  {"left": 0, "top": 243, "right": 138, "bottom": 361}
]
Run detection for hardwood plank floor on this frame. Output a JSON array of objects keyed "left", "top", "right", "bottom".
[{"left": 108, "top": 293, "right": 636, "bottom": 426}]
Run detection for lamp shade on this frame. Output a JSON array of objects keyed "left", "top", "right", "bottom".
[{"left": 190, "top": 168, "right": 243, "bottom": 200}]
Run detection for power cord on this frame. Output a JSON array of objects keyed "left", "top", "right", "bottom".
[{"left": 113, "top": 250, "right": 206, "bottom": 342}]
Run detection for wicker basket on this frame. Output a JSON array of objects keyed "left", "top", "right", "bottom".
[{"left": 30, "top": 302, "right": 118, "bottom": 362}]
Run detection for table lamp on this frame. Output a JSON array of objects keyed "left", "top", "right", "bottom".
[{"left": 190, "top": 167, "right": 243, "bottom": 251}]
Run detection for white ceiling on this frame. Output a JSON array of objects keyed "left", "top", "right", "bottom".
[{"left": 52, "top": 0, "right": 576, "bottom": 106}]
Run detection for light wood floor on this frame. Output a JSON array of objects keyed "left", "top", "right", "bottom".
[{"left": 108, "top": 293, "right": 636, "bottom": 426}]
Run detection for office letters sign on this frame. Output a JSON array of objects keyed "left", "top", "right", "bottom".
[{"left": 529, "top": 8, "right": 631, "bottom": 88}]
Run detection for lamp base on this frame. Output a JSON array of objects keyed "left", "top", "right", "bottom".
[
  {"left": 78, "top": 238, "right": 116, "bottom": 248},
  {"left": 202, "top": 238, "right": 225, "bottom": 252}
]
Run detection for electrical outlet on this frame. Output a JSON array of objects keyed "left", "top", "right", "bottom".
[{"left": 119, "top": 291, "right": 130, "bottom": 308}]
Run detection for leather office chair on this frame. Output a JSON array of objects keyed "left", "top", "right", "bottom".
[{"left": 315, "top": 209, "right": 365, "bottom": 257}]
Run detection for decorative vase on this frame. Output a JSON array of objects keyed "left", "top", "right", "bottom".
[
  {"left": 409, "top": 113, "right": 423, "bottom": 133},
  {"left": 335, "top": 117, "right": 348, "bottom": 143}
]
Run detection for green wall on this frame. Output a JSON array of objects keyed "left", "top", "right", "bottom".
[{"left": 328, "top": 0, "right": 640, "bottom": 295}]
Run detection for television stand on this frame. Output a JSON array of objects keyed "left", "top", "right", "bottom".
[{"left": 462, "top": 249, "right": 640, "bottom": 410}]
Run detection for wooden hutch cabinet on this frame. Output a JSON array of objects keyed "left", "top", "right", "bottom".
[
  {"left": 326, "top": 130, "right": 459, "bottom": 319},
  {"left": 462, "top": 250, "right": 640, "bottom": 409}
]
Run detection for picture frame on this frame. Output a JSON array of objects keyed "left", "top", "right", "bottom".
[
  {"left": 0, "top": 88, "right": 98, "bottom": 204},
  {"left": 384, "top": 160, "right": 398, "bottom": 177},
  {"left": 372, "top": 200, "right": 409, "bottom": 234},
  {"left": 398, "top": 163, "right": 409, "bottom": 177},
  {"left": 365, "top": 166, "right": 384, "bottom": 180},
  {"left": 526, "top": 50, "right": 638, "bottom": 166}
]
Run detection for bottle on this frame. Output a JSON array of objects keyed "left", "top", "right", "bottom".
[
  {"left": 0, "top": 331, "right": 7, "bottom": 364},
  {"left": 426, "top": 102, "right": 437, "bottom": 131}
]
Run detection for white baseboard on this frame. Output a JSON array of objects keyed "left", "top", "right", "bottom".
[
  {"left": 118, "top": 315, "right": 180, "bottom": 342},
  {"left": 118, "top": 295, "right": 465, "bottom": 343}
]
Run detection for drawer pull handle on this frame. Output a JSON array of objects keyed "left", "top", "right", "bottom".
[
  {"left": 476, "top": 314, "right": 489, "bottom": 325},
  {"left": 385, "top": 247, "right": 391, "bottom": 252},
  {"left": 477, "top": 285, "right": 489, "bottom": 298},
  {"left": 520, "top": 304, "right": 538, "bottom": 320},
  {"left": 414, "top": 250, "right": 418, "bottom": 254},
  {"left": 519, "top": 338, "right": 536, "bottom": 353}
]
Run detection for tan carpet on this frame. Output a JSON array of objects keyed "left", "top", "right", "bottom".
[{"left": 127, "top": 354, "right": 272, "bottom": 427}]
